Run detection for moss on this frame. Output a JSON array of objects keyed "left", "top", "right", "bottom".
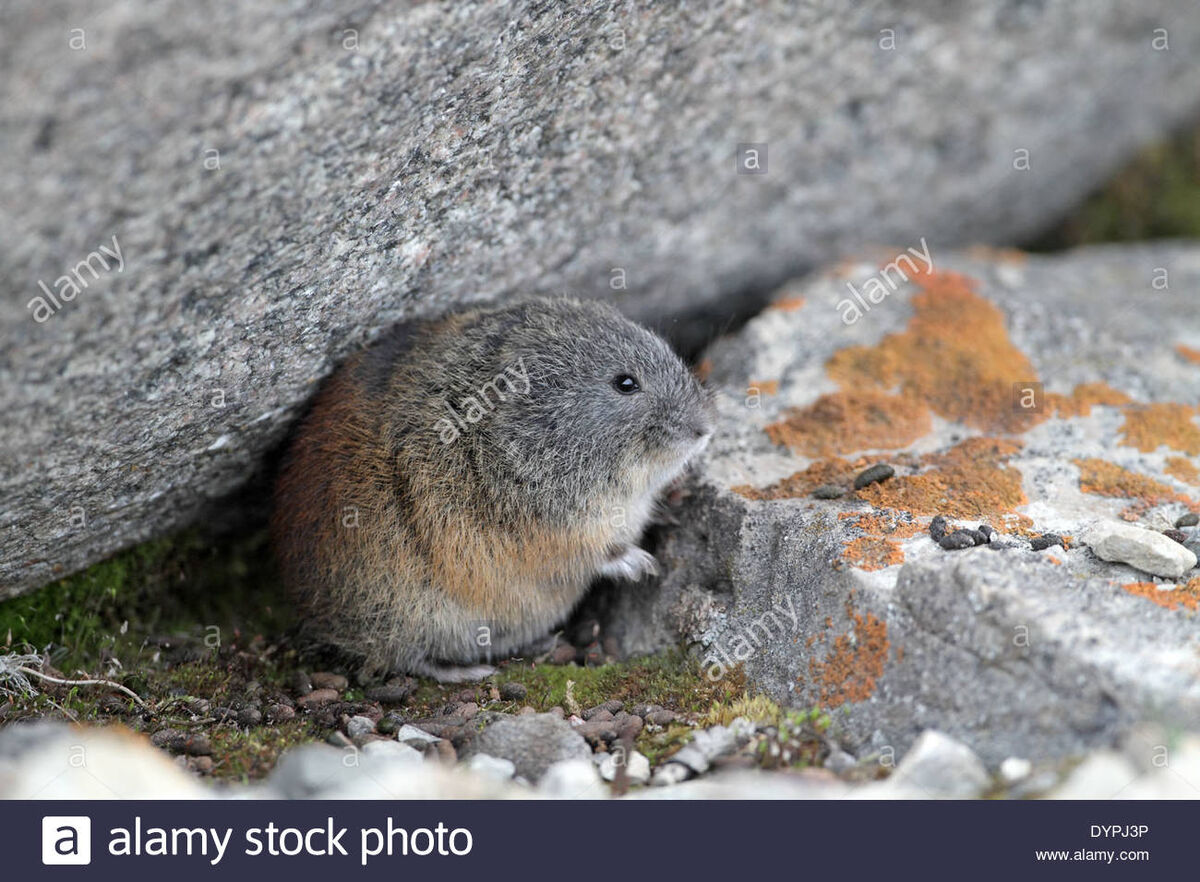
[
  {"left": 1033, "top": 126, "right": 1200, "bottom": 248},
  {"left": 0, "top": 528, "right": 292, "bottom": 672}
]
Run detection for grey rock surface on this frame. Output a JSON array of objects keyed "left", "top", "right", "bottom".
[
  {"left": 5, "top": 1, "right": 1200, "bottom": 595},
  {"left": 458, "top": 713, "right": 591, "bottom": 783},
  {"left": 608, "top": 244, "right": 1200, "bottom": 765}
]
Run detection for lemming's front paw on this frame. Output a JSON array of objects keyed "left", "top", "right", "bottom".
[{"left": 597, "top": 545, "right": 659, "bottom": 581}]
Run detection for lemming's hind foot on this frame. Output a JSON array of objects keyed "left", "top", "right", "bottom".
[{"left": 411, "top": 661, "right": 497, "bottom": 683}]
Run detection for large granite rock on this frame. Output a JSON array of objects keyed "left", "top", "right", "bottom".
[
  {"left": 3, "top": 1, "right": 1200, "bottom": 595},
  {"left": 611, "top": 243, "right": 1200, "bottom": 764}
]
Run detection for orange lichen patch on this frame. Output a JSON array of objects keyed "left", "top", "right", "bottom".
[
  {"left": 748, "top": 379, "right": 779, "bottom": 396},
  {"left": 1074, "top": 458, "right": 1199, "bottom": 512},
  {"left": 1047, "top": 382, "right": 1133, "bottom": 419},
  {"left": 764, "top": 390, "right": 932, "bottom": 457},
  {"left": 964, "top": 245, "right": 1029, "bottom": 265},
  {"left": 731, "top": 456, "right": 864, "bottom": 500},
  {"left": 805, "top": 602, "right": 890, "bottom": 709},
  {"left": 1122, "top": 578, "right": 1200, "bottom": 613},
  {"left": 1177, "top": 344, "right": 1200, "bottom": 365},
  {"left": 838, "top": 511, "right": 925, "bottom": 571},
  {"left": 769, "top": 295, "right": 806, "bottom": 312},
  {"left": 825, "top": 271, "right": 1045, "bottom": 434},
  {"left": 854, "top": 437, "right": 1028, "bottom": 522},
  {"left": 1118, "top": 403, "right": 1200, "bottom": 455},
  {"left": 1166, "top": 456, "right": 1200, "bottom": 486},
  {"left": 841, "top": 537, "right": 905, "bottom": 571}
]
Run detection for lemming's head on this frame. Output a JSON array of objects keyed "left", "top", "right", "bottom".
[{"left": 469, "top": 298, "right": 714, "bottom": 505}]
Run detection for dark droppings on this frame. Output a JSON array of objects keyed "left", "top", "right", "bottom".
[
  {"left": 1173, "top": 513, "right": 1198, "bottom": 528},
  {"left": 1030, "top": 534, "right": 1064, "bottom": 551},
  {"left": 938, "top": 531, "right": 977, "bottom": 551},
  {"left": 812, "top": 483, "right": 845, "bottom": 499},
  {"left": 854, "top": 463, "right": 895, "bottom": 490},
  {"left": 929, "top": 515, "right": 948, "bottom": 542},
  {"left": 1162, "top": 529, "right": 1188, "bottom": 545}
]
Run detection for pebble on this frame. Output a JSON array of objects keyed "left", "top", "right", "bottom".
[
  {"left": 854, "top": 463, "right": 895, "bottom": 490},
  {"left": 1163, "top": 529, "right": 1188, "bottom": 545},
  {"left": 1086, "top": 521, "right": 1198, "bottom": 578},
  {"left": 325, "top": 731, "right": 353, "bottom": 748},
  {"left": 812, "top": 484, "right": 844, "bottom": 499},
  {"left": 405, "top": 716, "right": 468, "bottom": 740},
  {"left": 669, "top": 725, "right": 738, "bottom": 775},
  {"left": 938, "top": 531, "right": 976, "bottom": 550},
  {"left": 237, "top": 707, "right": 263, "bottom": 727},
  {"left": 539, "top": 758, "right": 607, "bottom": 798},
  {"left": 499, "top": 682, "right": 528, "bottom": 701},
  {"left": 572, "top": 718, "right": 620, "bottom": 746},
  {"left": 824, "top": 749, "right": 857, "bottom": 775},
  {"left": 295, "top": 688, "right": 339, "bottom": 709},
  {"left": 265, "top": 704, "right": 295, "bottom": 724},
  {"left": 360, "top": 740, "right": 423, "bottom": 763},
  {"left": 999, "top": 756, "right": 1033, "bottom": 785},
  {"left": 1175, "top": 513, "right": 1199, "bottom": 528},
  {"left": 889, "top": 730, "right": 989, "bottom": 798},
  {"left": 365, "top": 676, "right": 415, "bottom": 704},
  {"left": 1030, "top": 533, "right": 1063, "bottom": 551},
  {"left": 150, "top": 729, "right": 212, "bottom": 756},
  {"left": 582, "top": 699, "right": 623, "bottom": 719},
  {"left": 309, "top": 672, "right": 348, "bottom": 692},
  {"left": 929, "top": 515, "right": 948, "bottom": 541},
  {"left": 465, "top": 753, "right": 517, "bottom": 781},
  {"left": 345, "top": 715, "right": 377, "bottom": 739},
  {"left": 599, "top": 750, "right": 651, "bottom": 784},
  {"left": 651, "top": 762, "right": 692, "bottom": 786},
  {"left": 394, "top": 724, "right": 442, "bottom": 745},
  {"left": 644, "top": 709, "right": 677, "bottom": 726}
]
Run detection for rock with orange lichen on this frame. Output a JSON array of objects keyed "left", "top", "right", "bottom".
[{"left": 600, "top": 245, "right": 1200, "bottom": 766}]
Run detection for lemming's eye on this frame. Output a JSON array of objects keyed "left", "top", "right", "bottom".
[{"left": 612, "top": 374, "right": 640, "bottom": 394}]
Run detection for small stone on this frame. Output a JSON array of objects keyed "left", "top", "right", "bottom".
[
  {"left": 572, "top": 718, "right": 620, "bottom": 746},
  {"left": 1175, "top": 513, "right": 1199, "bottom": 528},
  {"left": 265, "top": 704, "right": 295, "bottom": 724},
  {"left": 584, "top": 709, "right": 614, "bottom": 723},
  {"left": 395, "top": 724, "right": 441, "bottom": 746},
  {"left": 614, "top": 713, "right": 643, "bottom": 740},
  {"left": 290, "top": 670, "right": 313, "bottom": 697},
  {"left": 651, "top": 762, "right": 692, "bottom": 786},
  {"left": 938, "top": 531, "right": 976, "bottom": 550},
  {"left": 456, "top": 702, "right": 479, "bottom": 720},
  {"left": 1163, "top": 529, "right": 1188, "bottom": 545},
  {"left": 499, "top": 682, "right": 528, "bottom": 701},
  {"left": 465, "top": 753, "right": 517, "bottom": 781},
  {"left": 582, "top": 699, "right": 623, "bottom": 719},
  {"left": 929, "top": 515, "right": 948, "bottom": 541},
  {"left": 824, "top": 749, "right": 857, "bottom": 775},
  {"left": 539, "top": 758, "right": 607, "bottom": 798},
  {"left": 405, "top": 717, "right": 468, "bottom": 740},
  {"left": 309, "top": 672, "right": 348, "bottom": 692},
  {"left": 150, "top": 729, "right": 212, "bottom": 756},
  {"left": 1030, "top": 533, "right": 1063, "bottom": 551},
  {"left": 999, "top": 756, "right": 1033, "bottom": 785},
  {"left": 345, "top": 715, "right": 376, "bottom": 739},
  {"left": 295, "top": 688, "right": 339, "bottom": 709},
  {"left": 365, "top": 677, "right": 415, "bottom": 704},
  {"left": 812, "top": 484, "right": 844, "bottom": 499},
  {"left": 890, "top": 730, "right": 989, "bottom": 798},
  {"left": 187, "top": 755, "right": 215, "bottom": 775},
  {"left": 854, "top": 463, "right": 895, "bottom": 490},
  {"left": 645, "top": 709, "right": 677, "bottom": 726},
  {"left": 1086, "top": 521, "right": 1198, "bottom": 578},
  {"left": 325, "top": 731, "right": 353, "bottom": 748},
  {"left": 599, "top": 750, "right": 651, "bottom": 784},
  {"left": 460, "top": 713, "right": 591, "bottom": 782},
  {"left": 361, "top": 740, "right": 423, "bottom": 763},
  {"left": 237, "top": 706, "right": 263, "bottom": 727}
]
